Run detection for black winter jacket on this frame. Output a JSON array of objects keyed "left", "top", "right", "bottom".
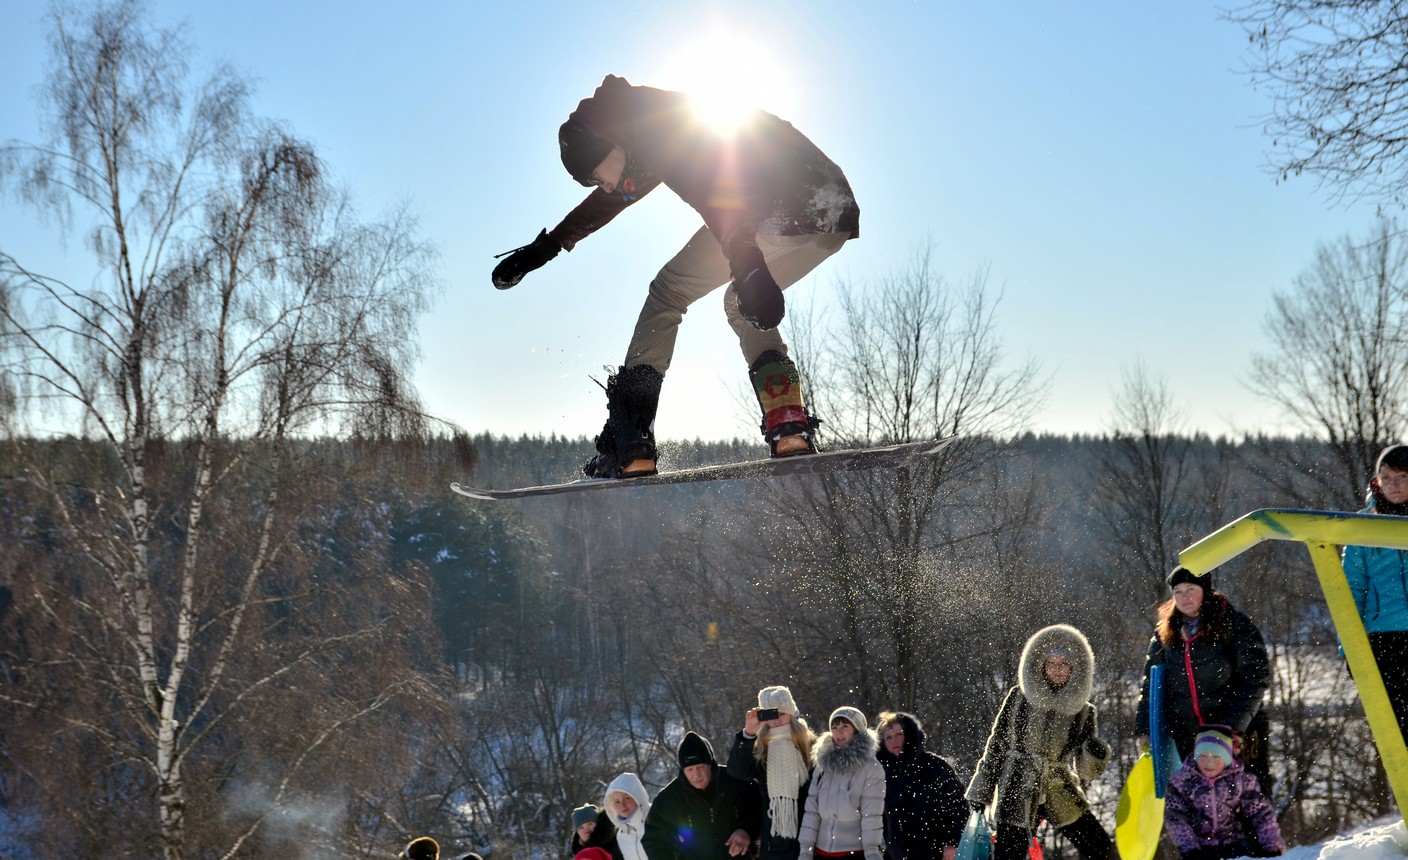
[
  {"left": 1135, "top": 594, "right": 1271, "bottom": 753},
  {"left": 642, "top": 765, "right": 749, "bottom": 860},
  {"left": 550, "top": 75, "right": 859, "bottom": 258},
  {"left": 876, "top": 714, "right": 967, "bottom": 859},
  {"left": 724, "top": 731, "right": 808, "bottom": 860}
]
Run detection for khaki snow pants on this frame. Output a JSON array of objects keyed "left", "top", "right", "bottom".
[{"left": 623, "top": 226, "right": 851, "bottom": 373}]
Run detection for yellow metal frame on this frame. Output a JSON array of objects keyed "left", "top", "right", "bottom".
[{"left": 1178, "top": 508, "right": 1408, "bottom": 812}]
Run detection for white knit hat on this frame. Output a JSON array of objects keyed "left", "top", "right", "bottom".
[
  {"left": 758, "top": 685, "right": 798, "bottom": 715},
  {"left": 829, "top": 706, "right": 867, "bottom": 732}
]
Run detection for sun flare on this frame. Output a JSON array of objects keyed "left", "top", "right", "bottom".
[
  {"left": 687, "top": 87, "right": 756, "bottom": 136},
  {"left": 655, "top": 27, "right": 796, "bottom": 136}
]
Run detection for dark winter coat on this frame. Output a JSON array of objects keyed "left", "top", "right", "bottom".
[
  {"left": 643, "top": 756, "right": 748, "bottom": 860},
  {"left": 1164, "top": 757, "right": 1285, "bottom": 856},
  {"left": 1343, "top": 488, "right": 1408, "bottom": 634},
  {"left": 966, "top": 625, "right": 1112, "bottom": 830},
  {"left": 875, "top": 714, "right": 967, "bottom": 860},
  {"left": 1135, "top": 594, "right": 1271, "bottom": 756},
  {"left": 572, "top": 809, "right": 625, "bottom": 860},
  {"left": 725, "top": 730, "right": 810, "bottom": 860},
  {"left": 549, "top": 75, "right": 860, "bottom": 259}
]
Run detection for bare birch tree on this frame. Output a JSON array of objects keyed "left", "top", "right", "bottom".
[
  {"left": 1089, "top": 363, "right": 1230, "bottom": 610},
  {"left": 1245, "top": 217, "right": 1408, "bottom": 506},
  {"left": 0, "top": 2, "right": 443, "bottom": 857}
]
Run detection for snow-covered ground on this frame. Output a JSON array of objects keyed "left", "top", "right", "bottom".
[{"left": 1283, "top": 816, "right": 1408, "bottom": 859}]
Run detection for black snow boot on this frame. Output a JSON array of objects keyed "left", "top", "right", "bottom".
[
  {"left": 748, "top": 350, "right": 821, "bottom": 457},
  {"left": 583, "top": 364, "right": 665, "bottom": 478}
]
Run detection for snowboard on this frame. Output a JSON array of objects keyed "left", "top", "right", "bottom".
[
  {"left": 451, "top": 437, "right": 954, "bottom": 501},
  {"left": 1116, "top": 663, "right": 1183, "bottom": 860}
]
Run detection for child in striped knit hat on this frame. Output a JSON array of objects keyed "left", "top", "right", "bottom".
[{"left": 1165, "top": 726, "right": 1285, "bottom": 859}]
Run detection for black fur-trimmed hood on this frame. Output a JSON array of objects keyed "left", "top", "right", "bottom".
[{"left": 1017, "top": 624, "right": 1095, "bottom": 716}]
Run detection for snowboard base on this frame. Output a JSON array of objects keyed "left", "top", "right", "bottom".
[{"left": 451, "top": 438, "right": 954, "bottom": 501}]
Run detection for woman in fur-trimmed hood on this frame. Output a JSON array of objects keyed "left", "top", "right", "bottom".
[
  {"left": 966, "top": 625, "right": 1115, "bottom": 860},
  {"left": 798, "top": 707, "right": 886, "bottom": 860}
]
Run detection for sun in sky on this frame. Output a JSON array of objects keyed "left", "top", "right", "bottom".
[{"left": 652, "top": 24, "right": 798, "bottom": 134}]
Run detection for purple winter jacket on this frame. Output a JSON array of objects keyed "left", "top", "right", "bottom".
[{"left": 1165, "top": 756, "right": 1285, "bottom": 855}]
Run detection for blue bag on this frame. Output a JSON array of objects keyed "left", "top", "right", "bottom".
[{"left": 955, "top": 808, "right": 992, "bottom": 860}]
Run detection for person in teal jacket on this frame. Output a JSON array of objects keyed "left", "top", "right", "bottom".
[{"left": 1342, "top": 443, "right": 1408, "bottom": 741}]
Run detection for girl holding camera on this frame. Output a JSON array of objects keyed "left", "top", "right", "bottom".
[{"left": 726, "top": 686, "right": 816, "bottom": 860}]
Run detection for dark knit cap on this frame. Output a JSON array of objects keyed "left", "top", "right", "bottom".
[
  {"left": 1378, "top": 444, "right": 1408, "bottom": 473},
  {"left": 404, "top": 837, "right": 440, "bottom": 860},
  {"left": 559, "top": 120, "right": 615, "bottom": 186},
  {"left": 677, "top": 730, "right": 717, "bottom": 769},
  {"left": 1166, "top": 565, "right": 1212, "bottom": 593},
  {"left": 571, "top": 803, "right": 598, "bottom": 829}
]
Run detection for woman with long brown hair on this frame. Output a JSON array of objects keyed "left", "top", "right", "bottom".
[{"left": 1135, "top": 566, "right": 1273, "bottom": 792}]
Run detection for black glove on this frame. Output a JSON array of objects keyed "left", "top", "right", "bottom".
[
  {"left": 492, "top": 229, "right": 561, "bottom": 289},
  {"left": 969, "top": 800, "right": 986, "bottom": 815},
  {"left": 729, "top": 243, "right": 784, "bottom": 330}
]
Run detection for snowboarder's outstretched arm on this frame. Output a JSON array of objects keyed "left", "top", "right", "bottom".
[{"left": 491, "top": 174, "right": 663, "bottom": 290}]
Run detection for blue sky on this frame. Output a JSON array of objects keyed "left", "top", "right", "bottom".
[{"left": 0, "top": 1, "right": 1380, "bottom": 444}]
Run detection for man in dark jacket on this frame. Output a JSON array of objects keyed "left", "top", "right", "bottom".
[
  {"left": 492, "top": 74, "right": 860, "bottom": 478},
  {"left": 644, "top": 731, "right": 753, "bottom": 860}
]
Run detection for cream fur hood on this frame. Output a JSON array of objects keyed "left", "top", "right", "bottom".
[{"left": 1018, "top": 623, "right": 1095, "bottom": 716}]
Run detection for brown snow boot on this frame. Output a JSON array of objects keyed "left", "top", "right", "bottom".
[{"left": 749, "top": 351, "right": 820, "bottom": 457}]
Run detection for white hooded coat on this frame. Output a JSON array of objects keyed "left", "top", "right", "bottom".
[{"left": 605, "top": 772, "right": 652, "bottom": 860}]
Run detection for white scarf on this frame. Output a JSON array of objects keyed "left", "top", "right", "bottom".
[{"left": 764, "top": 726, "right": 808, "bottom": 840}]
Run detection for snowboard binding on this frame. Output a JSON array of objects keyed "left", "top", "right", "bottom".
[{"left": 583, "top": 364, "right": 664, "bottom": 479}]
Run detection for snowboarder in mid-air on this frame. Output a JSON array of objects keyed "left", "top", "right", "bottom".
[{"left": 492, "top": 74, "right": 859, "bottom": 479}]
